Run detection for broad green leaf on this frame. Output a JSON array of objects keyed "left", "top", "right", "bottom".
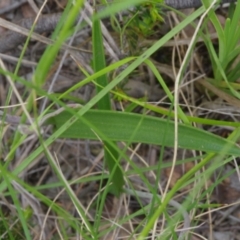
[{"left": 50, "top": 110, "right": 240, "bottom": 156}]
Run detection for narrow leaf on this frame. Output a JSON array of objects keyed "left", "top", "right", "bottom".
[{"left": 92, "top": 13, "right": 124, "bottom": 197}]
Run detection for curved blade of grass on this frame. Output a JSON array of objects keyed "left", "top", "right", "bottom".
[
  {"left": 50, "top": 110, "right": 240, "bottom": 156},
  {"left": 34, "top": 0, "right": 84, "bottom": 86},
  {"left": 95, "top": 0, "right": 146, "bottom": 20}
]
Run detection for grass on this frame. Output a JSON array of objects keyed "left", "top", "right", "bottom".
[{"left": 1, "top": 0, "right": 240, "bottom": 239}]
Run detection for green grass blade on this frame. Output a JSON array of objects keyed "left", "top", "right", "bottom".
[
  {"left": 92, "top": 14, "right": 111, "bottom": 110},
  {"left": 95, "top": 0, "right": 146, "bottom": 20},
  {"left": 51, "top": 110, "right": 240, "bottom": 156},
  {"left": 92, "top": 11, "right": 124, "bottom": 197},
  {"left": 34, "top": 0, "right": 84, "bottom": 86},
  {"left": 202, "top": 0, "right": 225, "bottom": 61},
  {"left": 225, "top": 0, "right": 240, "bottom": 54},
  {"left": 0, "top": 164, "right": 31, "bottom": 240}
]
